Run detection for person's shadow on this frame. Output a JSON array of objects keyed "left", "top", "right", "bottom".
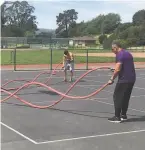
[{"left": 124, "top": 116, "right": 145, "bottom": 123}]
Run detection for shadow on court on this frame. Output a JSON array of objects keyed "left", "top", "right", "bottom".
[
  {"left": 125, "top": 116, "right": 145, "bottom": 123},
  {"left": 39, "top": 90, "right": 59, "bottom": 95}
]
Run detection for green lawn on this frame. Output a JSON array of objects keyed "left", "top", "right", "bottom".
[{"left": 1, "top": 50, "right": 145, "bottom": 65}]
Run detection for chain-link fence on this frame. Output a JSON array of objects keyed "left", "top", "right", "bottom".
[{"left": 1, "top": 37, "right": 145, "bottom": 71}]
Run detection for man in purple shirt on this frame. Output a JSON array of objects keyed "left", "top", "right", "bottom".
[{"left": 108, "top": 41, "right": 136, "bottom": 123}]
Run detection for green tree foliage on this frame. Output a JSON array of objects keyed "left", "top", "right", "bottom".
[
  {"left": 66, "top": 13, "right": 121, "bottom": 37},
  {"left": 1, "top": 1, "right": 37, "bottom": 37},
  {"left": 117, "top": 22, "right": 132, "bottom": 32},
  {"left": 103, "top": 34, "right": 117, "bottom": 49},
  {"left": 1, "top": 0, "right": 145, "bottom": 50},
  {"left": 133, "top": 9, "right": 145, "bottom": 25},
  {"left": 103, "top": 13, "right": 121, "bottom": 34},
  {"left": 55, "top": 9, "right": 78, "bottom": 37},
  {"left": 103, "top": 10, "right": 145, "bottom": 49},
  {"left": 98, "top": 34, "right": 107, "bottom": 44}
]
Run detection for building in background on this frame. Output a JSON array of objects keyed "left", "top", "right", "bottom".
[{"left": 70, "top": 36, "right": 96, "bottom": 47}]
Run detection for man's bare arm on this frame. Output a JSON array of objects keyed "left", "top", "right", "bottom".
[
  {"left": 110, "top": 62, "right": 122, "bottom": 81},
  {"left": 62, "top": 56, "right": 65, "bottom": 67}
]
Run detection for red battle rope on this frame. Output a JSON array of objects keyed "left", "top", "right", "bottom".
[{"left": 1, "top": 66, "right": 112, "bottom": 109}]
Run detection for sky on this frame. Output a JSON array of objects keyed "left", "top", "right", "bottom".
[{"left": 2, "top": 0, "right": 145, "bottom": 29}]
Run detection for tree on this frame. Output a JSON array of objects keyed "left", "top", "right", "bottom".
[
  {"left": 118, "top": 29, "right": 128, "bottom": 39},
  {"left": 117, "top": 22, "right": 132, "bottom": 32},
  {"left": 56, "top": 9, "right": 78, "bottom": 37},
  {"left": 1, "top": 25, "right": 24, "bottom": 37},
  {"left": 1, "top": 1, "right": 37, "bottom": 37},
  {"left": 138, "top": 25, "right": 145, "bottom": 39},
  {"left": 67, "top": 13, "right": 121, "bottom": 37},
  {"left": 103, "top": 13, "right": 121, "bottom": 34},
  {"left": 82, "top": 14, "right": 106, "bottom": 35},
  {"left": 133, "top": 9, "right": 145, "bottom": 25},
  {"left": 36, "top": 32, "right": 54, "bottom": 38},
  {"left": 1, "top": 1, "right": 13, "bottom": 28},
  {"left": 98, "top": 34, "right": 107, "bottom": 44},
  {"left": 103, "top": 34, "right": 117, "bottom": 49}
]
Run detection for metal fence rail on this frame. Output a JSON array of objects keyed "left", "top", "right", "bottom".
[{"left": 1, "top": 37, "right": 145, "bottom": 71}]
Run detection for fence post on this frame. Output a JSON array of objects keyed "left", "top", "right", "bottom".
[
  {"left": 50, "top": 47, "right": 52, "bottom": 70},
  {"left": 49, "top": 36, "right": 52, "bottom": 70},
  {"left": 86, "top": 48, "right": 88, "bottom": 70},
  {"left": 14, "top": 48, "right": 16, "bottom": 71}
]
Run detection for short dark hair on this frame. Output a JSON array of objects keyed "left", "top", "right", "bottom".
[
  {"left": 64, "top": 50, "right": 69, "bottom": 55},
  {"left": 112, "top": 41, "right": 122, "bottom": 48}
]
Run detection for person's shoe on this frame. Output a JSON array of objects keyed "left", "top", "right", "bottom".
[
  {"left": 69, "top": 78, "right": 73, "bottom": 82},
  {"left": 63, "top": 78, "right": 67, "bottom": 82},
  {"left": 121, "top": 115, "right": 127, "bottom": 121},
  {"left": 108, "top": 116, "right": 121, "bottom": 123}
]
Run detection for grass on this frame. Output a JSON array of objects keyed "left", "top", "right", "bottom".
[{"left": 1, "top": 50, "right": 145, "bottom": 65}]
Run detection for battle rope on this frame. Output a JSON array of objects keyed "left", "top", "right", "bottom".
[
  {"left": 1, "top": 62, "right": 62, "bottom": 91},
  {"left": 1, "top": 67, "right": 112, "bottom": 109}
]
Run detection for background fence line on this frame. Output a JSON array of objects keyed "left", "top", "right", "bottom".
[{"left": 1, "top": 37, "right": 145, "bottom": 71}]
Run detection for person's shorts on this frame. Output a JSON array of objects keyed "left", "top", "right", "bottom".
[{"left": 64, "top": 60, "right": 74, "bottom": 72}]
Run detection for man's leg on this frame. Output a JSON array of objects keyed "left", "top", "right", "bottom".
[
  {"left": 108, "top": 83, "right": 127, "bottom": 123},
  {"left": 121, "top": 83, "right": 134, "bottom": 120},
  {"left": 69, "top": 61, "right": 74, "bottom": 82},
  {"left": 64, "top": 70, "right": 67, "bottom": 82},
  {"left": 113, "top": 83, "right": 123, "bottom": 118},
  {"left": 64, "top": 62, "right": 68, "bottom": 82},
  {"left": 69, "top": 71, "right": 73, "bottom": 82}
]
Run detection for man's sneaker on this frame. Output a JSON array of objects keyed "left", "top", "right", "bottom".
[
  {"left": 69, "top": 78, "right": 73, "bottom": 82},
  {"left": 121, "top": 115, "right": 127, "bottom": 121},
  {"left": 108, "top": 116, "right": 121, "bottom": 123},
  {"left": 63, "top": 78, "right": 67, "bottom": 82}
]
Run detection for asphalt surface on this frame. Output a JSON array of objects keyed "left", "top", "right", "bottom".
[{"left": 1, "top": 69, "right": 145, "bottom": 150}]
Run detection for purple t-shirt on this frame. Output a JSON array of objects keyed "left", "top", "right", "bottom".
[{"left": 116, "top": 49, "right": 136, "bottom": 83}]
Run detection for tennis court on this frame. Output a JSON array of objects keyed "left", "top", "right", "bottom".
[{"left": 1, "top": 68, "right": 145, "bottom": 150}]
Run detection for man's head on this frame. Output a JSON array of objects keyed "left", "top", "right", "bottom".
[
  {"left": 112, "top": 41, "right": 122, "bottom": 54},
  {"left": 64, "top": 50, "right": 69, "bottom": 55}
]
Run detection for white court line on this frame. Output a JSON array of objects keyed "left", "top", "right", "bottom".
[
  {"left": 2, "top": 75, "right": 105, "bottom": 82},
  {"left": 3, "top": 76, "right": 145, "bottom": 109},
  {"left": 11, "top": 68, "right": 145, "bottom": 73},
  {"left": 76, "top": 84, "right": 145, "bottom": 97},
  {"left": 12, "top": 70, "right": 88, "bottom": 72},
  {"left": 84, "top": 78, "right": 145, "bottom": 90},
  {"left": 75, "top": 83, "right": 113, "bottom": 94},
  {"left": 79, "top": 85, "right": 145, "bottom": 98},
  {"left": 136, "top": 77, "right": 145, "bottom": 80},
  {"left": 36, "top": 129, "right": 145, "bottom": 144},
  {"left": 3, "top": 76, "right": 145, "bottom": 88},
  {"left": 1, "top": 83, "right": 145, "bottom": 145},
  {"left": 0, "top": 122, "right": 37, "bottom": 144},
  {"left": 3, "top": 72, "right": 144, "bottom": 81},
  {"left": 2, "top": 80, "right": 144, "bottom": 113},
  {"left": 134, "top": 87, "right": 145, "bottom": 90},
  {"left": 93, "top": 99, "right": 145, "bottom": 113},
  {"left": 132, "top": 95, "right": 145, "bottom": 98},
  {"left": 33, "top": 97, "right": 108, "bottom": 104},
  {"left": 30, "top": 96, "right": 145, "bottom": 113},
  {"left": 1, "top": 101, "right": 145, "bottom": 145},
  {"left": 32, "top": 94, "right": 145, "bottom": 105},
  {"left": 77, "top": 84, "right": 145, "bottom": 92}
]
